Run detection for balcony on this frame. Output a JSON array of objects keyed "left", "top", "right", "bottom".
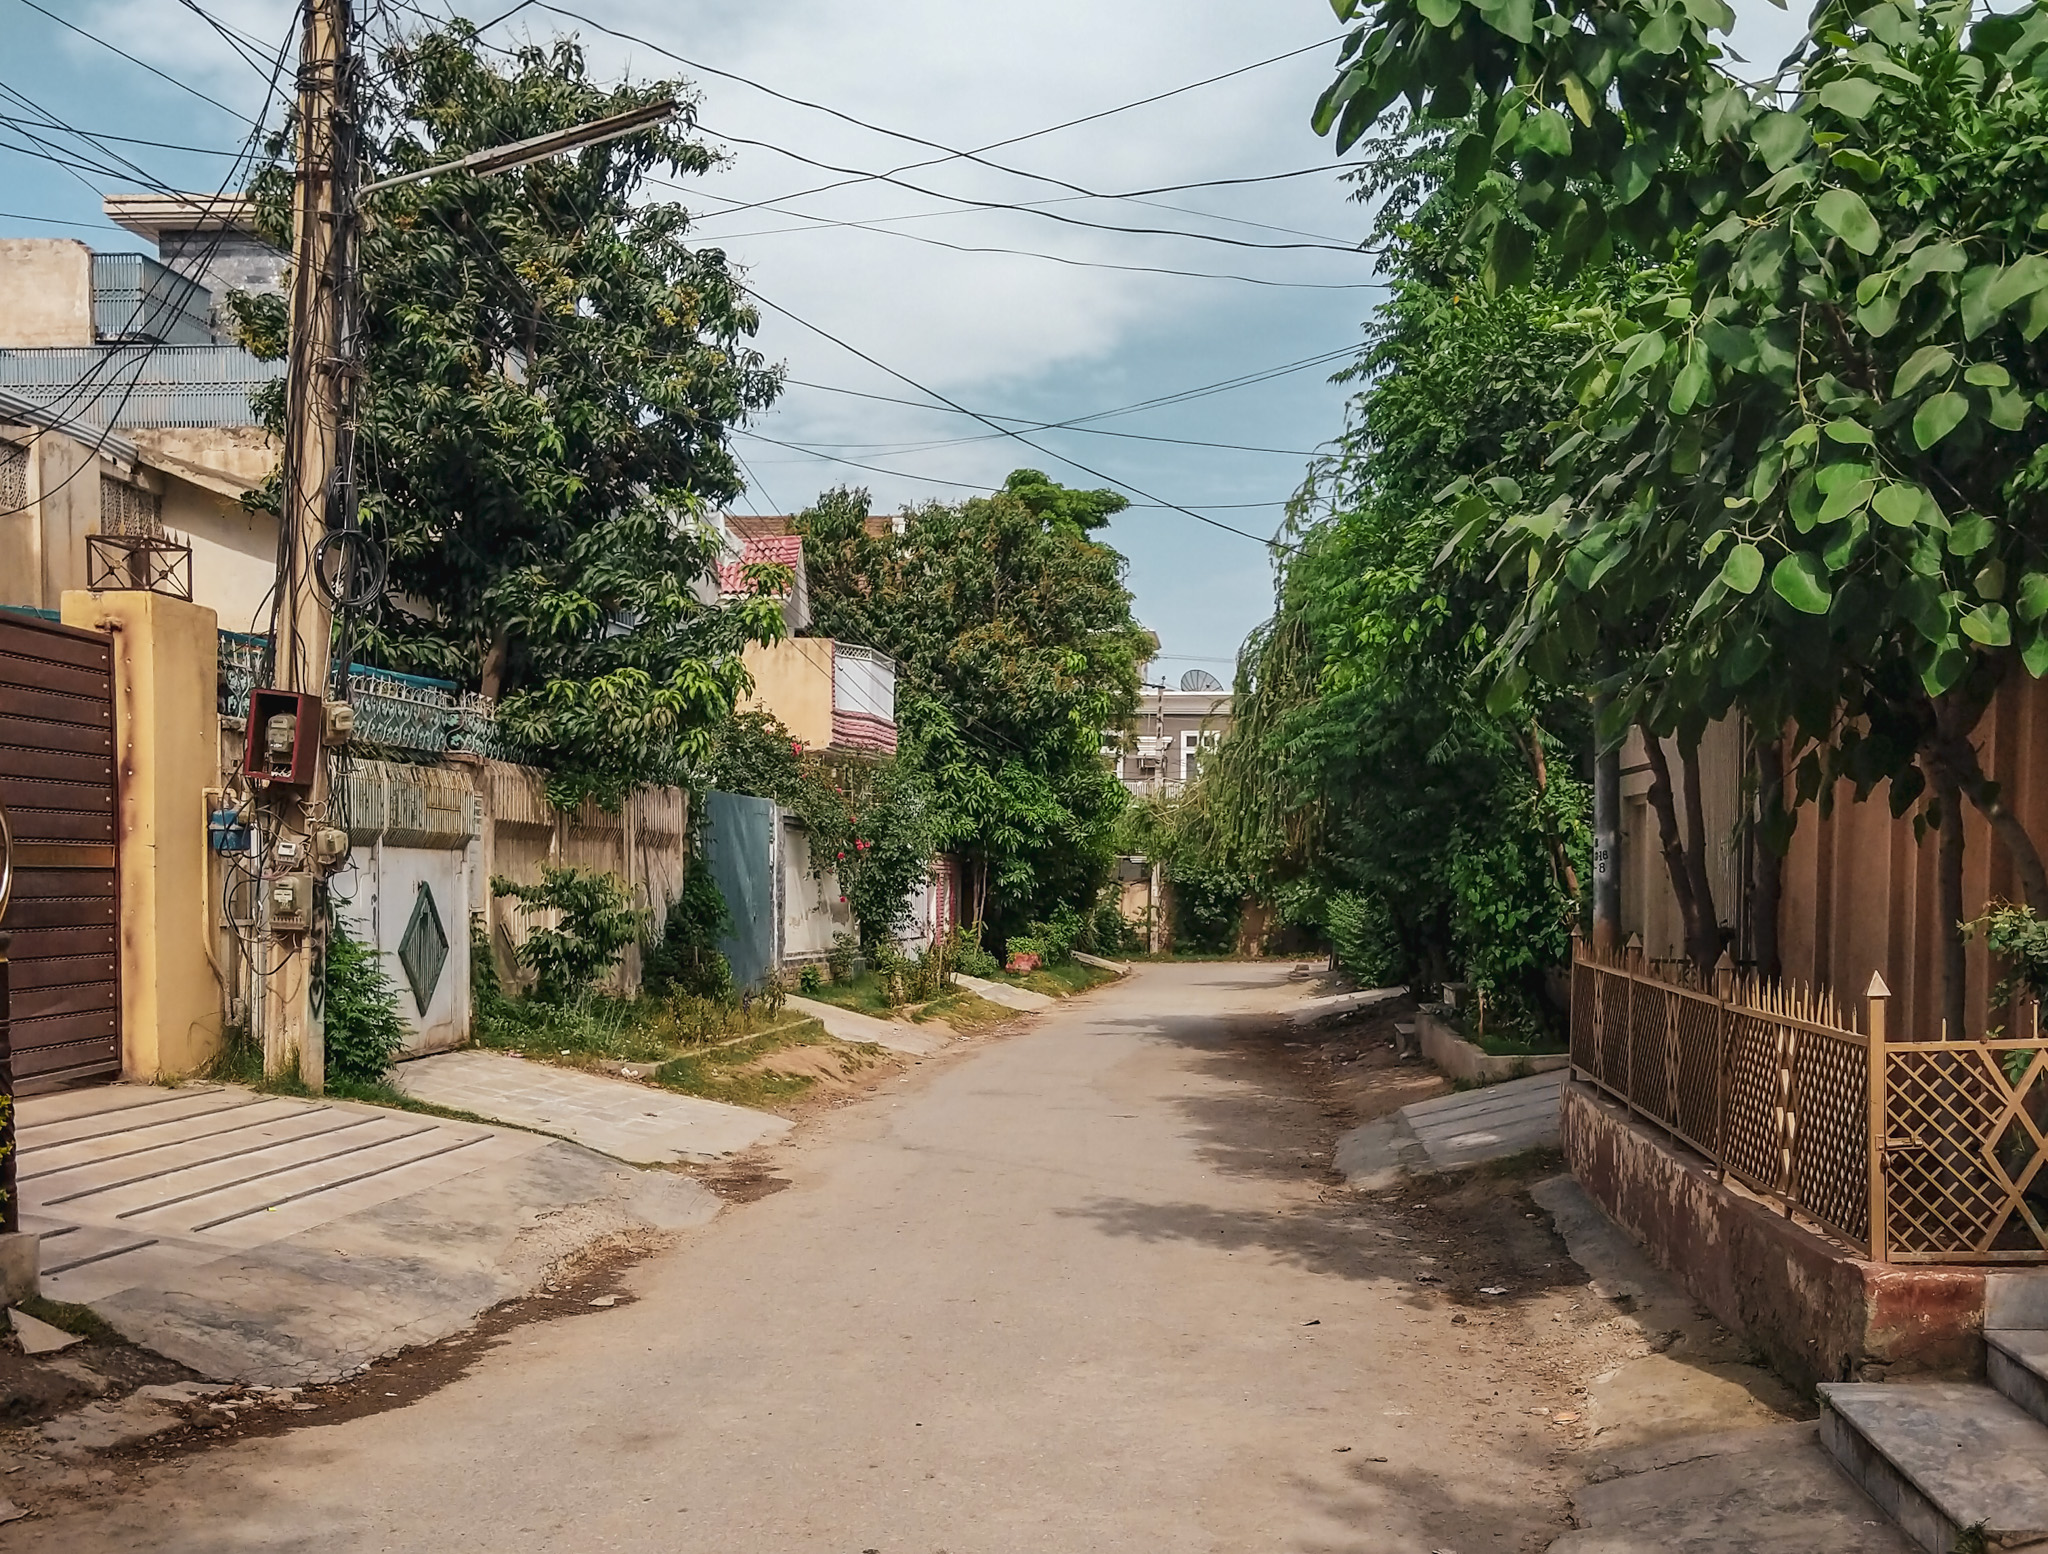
[{"left": 0, "top": 344, "right": 282, "bottom": 430}]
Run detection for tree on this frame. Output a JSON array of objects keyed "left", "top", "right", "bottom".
[
  {"left": 794, "top": 476, "right": 1151, "bottom": 945},
  {"left": 236, "top": 21, "right": 786, "bottom": 808},
  {"left": 1200, "top": 127, "right": 1592, "bottom": 1013},
  {"left": 1329, "top": 2, "right": 2048, "bottom": 1023}
]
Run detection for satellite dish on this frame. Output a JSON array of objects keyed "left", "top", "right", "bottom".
[{"left": 1179, "top": 668, "right": 1224, "bottom": 692}]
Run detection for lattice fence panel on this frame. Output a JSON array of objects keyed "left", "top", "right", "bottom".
[
  {"left": 1572, "top": 959, "right": 1599, "bottom": 1076},
  {"left": 1628, "top": 982, "right": 1674, "bottom": 1124},
  {"left": 1598, "top": 974, "right": 1632, "bottom": 1097},
  {"left": 1886, "top": 1046, "right": 2048, "bottom": 1260},
  {"left": 1722, "top": 1013, "right": 1783, "bottom": 1193},
  {"left": 1672, "top": 998, "right": 1724, "bottom": 1156},
  {"left": 1791, "top": 1032, "right": 1869, "bottom": 1244}
]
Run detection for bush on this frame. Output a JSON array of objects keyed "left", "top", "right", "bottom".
[
  {"left": 827, "top": 930, "right": 859, "bottom": 983},
  {"left": 324, "top": 913, "right": 409, "bottom": 1083},
  {"left": 947, "top": 924, "right": 1000, "bottom": 978},
  {"left": 798, "top": 963, "right": 824, "bottom": 995},
  {"left": 1010, "top": 902, "right": 1084, "bottom": 967},
  {"left": 1078, "top": 898, "right": 1137, "bottom": 956},
  {"left": 642, "top": 858, "right": 733, "bottom": 1002},
  {"left": 1326, "top": 891, "right": 1403, "bottom": 988},
  {"left": 491, "top": 867, "right": 642, "bottom": 1002}
]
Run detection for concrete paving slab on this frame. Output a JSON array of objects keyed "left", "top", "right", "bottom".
[
  {"left": 1289, "top": 985, "right": 1405, "bottom": 1027},
  {"left": 1551, "top": 1423, "right": 1911, "bottom": 1553},
  {"left": 9, "top": 1306, "right": 82, "bottom": 1354},
  {"left": 15, "top": 1084, "right": 725, "bottom": 1385},
  {"left": 951, "top": 971, "right": 1055, "bottom": 1011},
  {"left": 1335, "top": 1071, "right": 1561, "bottom": 1185},
  {"left": 786, "top": 995, "right": 948, "bottom": 1056},
  {"left": 1402, "top": 1069, "right": 1561, "bottom": 1169},
  {"left": 390, "top": 1050, "right": 790, "bottom": 1164}
]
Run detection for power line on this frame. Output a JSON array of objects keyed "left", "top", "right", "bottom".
[
  {"left": 743, "top": 287, "right": 1293, "bottom": 552},
  {"left": 530, "top": 2, "right": 1341, "bottom": 224},
  {"left": 778, "top": 380, "right": 1320, "bottom": 457},
  {"left": 7, "top": 0, "right": 258, "bottom": 125},
  {"left": 693, "top": 123, "right": 1371, "bottom": 256},
  {"left": 0, "top": 115, "right": 249, "bottom": 161},
  {"left": 672, "top": 185, "right": 1378, "bottom": 291}
]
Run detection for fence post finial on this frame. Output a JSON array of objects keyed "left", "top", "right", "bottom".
[{"left": 1866, "top": 970, "right": 1890, "bottom": 1266}]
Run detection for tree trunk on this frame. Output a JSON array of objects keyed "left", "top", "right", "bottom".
[
  {"left": 1677, "top": 731, "right": 1723, "bottom": 976},
  {"left": 1593, "top": 705, "right": 1621, "bottom": 952},
  {"left": 480, "top": 626, "right": 512, "bottom": 702},
  {"left": 1935, "top": 728, "right": 2048, "bottom": 912},
  {"left": 1928, "top": 760, "right": 1968, "bottom": 1040},
  {"left": 1528, "top": 719, "right": 1582, "bottom": 900},
  {"left": 1751, "top": 736, "right": 1784, "bottom": 982},
  {"left": 1640, "top": 728, "right": 1716, "bottom": 980}
]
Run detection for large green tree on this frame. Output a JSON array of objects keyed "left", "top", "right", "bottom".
[
  {"left": 1325, "top": 1, "right": 2048, "bottom": 1024},
  {"left": 239, "top": 22, "right": 785, "bottom": 807},
  {"left": 794, "top": 474, "right": 1151, "bottom": 944},
  {"left": 1202, "top": 130, "right": 1593, "bottom": 1007}
]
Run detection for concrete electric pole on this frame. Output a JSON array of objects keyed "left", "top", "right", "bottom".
[{"left": 257, "top": 0, "right": 359, "bottom": 1089}]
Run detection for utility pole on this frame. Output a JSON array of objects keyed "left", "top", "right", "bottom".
[{"left": 258, "top": 0, "right": 359, "bottom": 1090}]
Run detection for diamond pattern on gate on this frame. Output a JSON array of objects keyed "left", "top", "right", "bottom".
[
  {"left": 1885, "top": 1047, "right": 2046, "bottom": 1258},
  {"left": 1791, "top": 1030, "right": 1869, "bottom": 1244},
  {"left": 1629, "top": 983, "right": 1674, "bottom": 1125},
  {"left": 398, "top": 881, "right": 449, "bottom": 1016},
  {"left": 1571, "top": 959, "right": 1598, "bottom": 1075},
  {"left": 1598, "top": 973, "right": 1631, "bottom": 1092}
]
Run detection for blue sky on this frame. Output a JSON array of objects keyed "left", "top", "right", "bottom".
[{"left": 0, "top": 1, "right": 1813, "bottom": 679}]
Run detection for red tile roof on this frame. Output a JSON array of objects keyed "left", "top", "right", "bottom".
[{"left": 719, "top": 533, "right": 803, "bottom": 596}]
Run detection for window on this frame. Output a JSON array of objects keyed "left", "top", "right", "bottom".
[{"left": 99, "top": 475, "right": 161, "bottom": 537}]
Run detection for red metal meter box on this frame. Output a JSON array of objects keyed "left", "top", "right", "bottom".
[{"left": 246, "top": 689, "right": 321, "bottom": 787}]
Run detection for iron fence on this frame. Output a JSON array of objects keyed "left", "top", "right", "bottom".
[{"left": 1572, "top": 946, "right": 2048, "bottom": 1264}]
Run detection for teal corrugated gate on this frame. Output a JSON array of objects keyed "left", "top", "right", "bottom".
[{"left": 701, "top": 790, "right": 775, "bottom": 990}]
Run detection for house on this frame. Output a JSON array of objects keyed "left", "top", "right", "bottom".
[
  {"left": 1108, "top": 669, "right": 1232, "bottom": 799},
  {"left": 0, "top": 199, "right": 286, "bottom": 630},
  {"left": 703, "top": 515, "right": 954, "bottom": 977}
]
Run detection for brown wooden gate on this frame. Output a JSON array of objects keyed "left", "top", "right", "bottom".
[{"left": 0, "top": 611, "right": 118, "bottom": 1092}]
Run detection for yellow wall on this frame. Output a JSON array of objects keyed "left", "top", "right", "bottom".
[
  {"left": 739, "top": 637, "right": 835, "bottom": 751},
  {"left": 0, "top": 239, "right": 93, "bottom": 347},
  {"left": 60, "top": 590, "right": 224, "bottom": 1080}
]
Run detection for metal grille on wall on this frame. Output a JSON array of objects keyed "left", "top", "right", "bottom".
[
  {"left": 99, "top": 476, "right": 163, "bottom": 537},
  {"left": 218, "top": 631, "right": 500, "bottom": 758},
  {"left": 0, "top": 345, "right": 283, "bottom": 431}
]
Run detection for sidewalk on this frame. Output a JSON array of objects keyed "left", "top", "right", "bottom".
[
  {"left": 17, "top": 1084, "right": 719, "bottom": 1386},
  {"left": 785, "top": 996, "right": 949, "bottom": 1056},
  {"left": 390, "top": 1050, "right": 792, "bottom": 1165}
]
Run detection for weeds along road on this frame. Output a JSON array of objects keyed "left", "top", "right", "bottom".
[{"left": 15, "top": 962, "right": 1595, "bottom": 1554}]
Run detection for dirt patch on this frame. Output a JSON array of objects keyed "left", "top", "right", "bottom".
[
  {"left": 737, "top": 1041, "right": 884, "bottom": 1087},
  {"left": 0, "top": 1308, "right": 203, "bottom": 1432}
]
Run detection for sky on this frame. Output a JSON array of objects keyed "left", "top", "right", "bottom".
[{"left": 0, "top": 0, "right": 1814, "bottom": 680}]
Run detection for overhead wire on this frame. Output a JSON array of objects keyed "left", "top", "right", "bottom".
[
  {"left": 6, "top": 0, "right": 259, "bottom": 125},
  {"left": 741, "top": 287, "right": 1296, "bottom": 552}
]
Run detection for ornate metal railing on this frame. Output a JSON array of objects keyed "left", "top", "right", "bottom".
[
  {"left": 218, "top": 631, "right": 499, "bottom": 758},
  {"left": 1571, "top": 944, "right": 2047, "bottom": 1265}
]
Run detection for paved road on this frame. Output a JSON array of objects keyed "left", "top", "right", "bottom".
[{"left": 15, "top": 963, "right": 1571, "bottom": 1554}]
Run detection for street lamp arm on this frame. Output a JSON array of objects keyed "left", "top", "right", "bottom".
[{"left": 360, "top": 98, "right": 678, "bottom": 195}]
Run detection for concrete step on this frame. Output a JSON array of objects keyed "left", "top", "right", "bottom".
[
  {"left": 1989, "top": 1331, "right": 2048, "bottom": 1433},
  {"left": 1819, "top": 1380, "right": 2048, "bottom": 1553}
]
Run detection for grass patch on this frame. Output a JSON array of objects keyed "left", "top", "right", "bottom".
[
  {"left": 16, "top": 1296, "right": 125, "bottom": 1342},
  {"left": 907, "top": 988, "right": 1016, "bottom": 1031},
  {"left": 1432, "top": 1007, "right": 1566, "bottom": 1058},
  {"left": 795, "top": 970, "right": 901, "bottom": 1016},
  {"left": 988, "top": 960, "right": 1120, "bottom": 998},
  {"left": 650, "top": 1018, "right": 874, "bottom": 1109}
]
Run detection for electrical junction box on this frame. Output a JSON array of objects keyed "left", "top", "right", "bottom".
[
  {"left": 312, "top": 827, "right": 349, "bottom": 866},
  {"left": 269, "top": 873, "right": 314, "bottom": 932},
  {"left": 246, "top": 688, "right": 321, "bottom": 787},
  {"left": 208, "top": 807, "right": 250, "bottom": 854},
  {"left": 323, "top": 700, "right": 355, "bottom": 746}
]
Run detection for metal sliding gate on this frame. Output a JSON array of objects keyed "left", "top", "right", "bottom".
[{"left": 0, "top": 612, "right": 119, "bottom": 1092}]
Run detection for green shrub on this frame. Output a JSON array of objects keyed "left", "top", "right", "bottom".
[
  {"left": 642, "top": 858, "right": 733, "bottom": 1002},
  {"left": 798, "top": 963, "right": 824, "bottom": 995},
  {"left": 827, "top": 930, "right": 859, "bottom": 983},
  {"left": 491, "top": 867, "right": 642, "bottom": 1002},
  {"left": 324, "top": 913, "right": 409, "bottom": 1083},
  {"left": 1327, "top": 891, "right": 1403, "bottom": 987},
  {"left": 947, "top": 924, "right": 1000, "bottom": 978}
]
